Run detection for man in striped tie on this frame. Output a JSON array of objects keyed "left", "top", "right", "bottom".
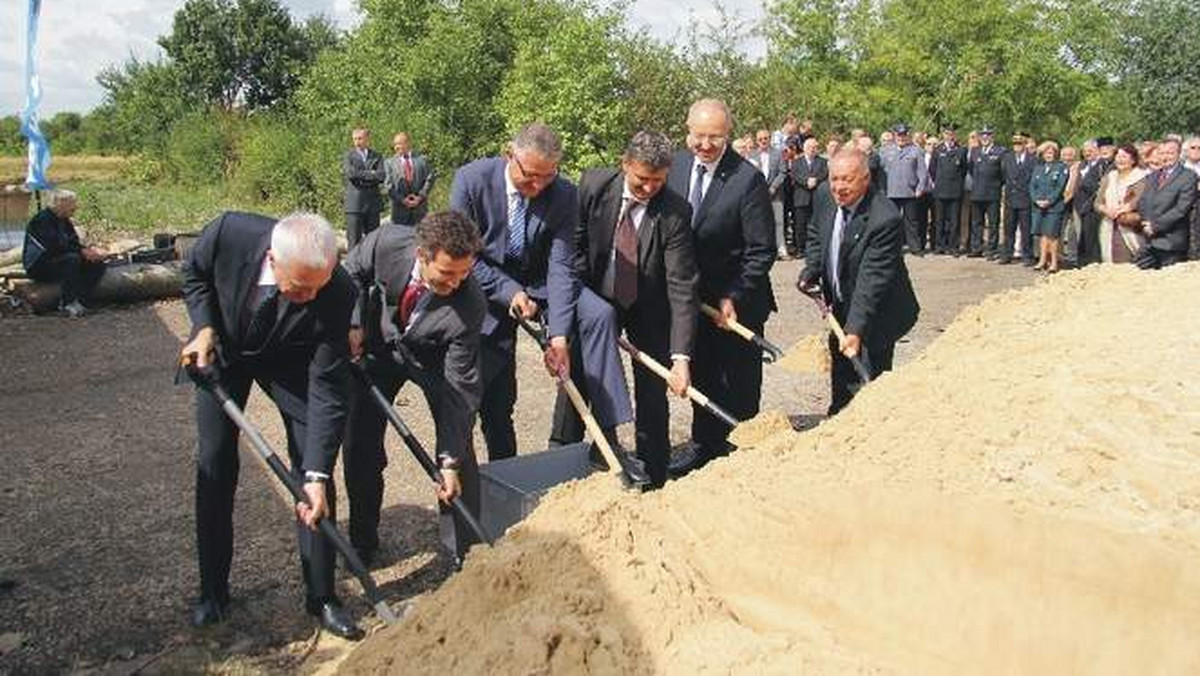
[{"left": 449, "top": 123, "right": 587, "bottom": 462}]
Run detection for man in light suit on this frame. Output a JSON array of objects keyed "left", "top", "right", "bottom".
[
  {"left": 342, "top": 211, "right": 486, "bottom": 564},
  {"left": 384, "top": 132, "right": 436, "bottom": 226},
  {"left": 549, "top": 131, "right": 698, "bottom": 487},
  {"left": 768, "top": 137, "right": 799, "bottom": 259},
  {"left": 343, "top": 128, "right": 386, "bottom": 246},
  {"left": 882, "top": 124, "right": 928, "bottom": 255},
  {"left": 799, "top": 149, "right": 920, "bottom": 414},
  {"left": 449, "top": 123, "right": 591, "bottom": 462},
  {"left": 1136, "top": 139, "right": 1197, "bottom": 269},
  {"left": 666, "top": 99, "right": 776, "bottom": 475},
  {"left": 792, "top": 136, "right": 830, "bottom": 257},
  {"left": 179, "top": 211, "right": 361, "bottom": 639}
]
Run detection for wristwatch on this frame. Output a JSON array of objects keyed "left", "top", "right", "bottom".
[{"left": 304, "top": 471, "right": 330, "bottom": 483}]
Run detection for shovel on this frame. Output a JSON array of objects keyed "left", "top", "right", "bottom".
[
  {"left": 615, "top": 336, "right": 741, "bottom": 428},
  {"left": 348, "top": 361, "right": 493, "bottom": 547},
  {"left": 514, "top": 314, "right": 650, "bottom": 490},
  {"left": 797, "top": 283, "right": 872, "bottom": 385},
  {"left": 184, "top": 365, "right": 399, "bottom": 625},
  {"left": 699, "top": 303, "right": 784, "bottom": 362}
]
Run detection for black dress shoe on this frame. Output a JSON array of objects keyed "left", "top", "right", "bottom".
[
  {"left": 587, "top": 442, "right": 609, "bottom": 471},
  {"left": 965, "top": 251, "right": 981, "bottom": 258},
  {"left": 191, "top": 598, "right": 229, "bottom": 628},
  {"left": 308, "top": 600, "right": 364, "bottom": 641},
  {"left": 666, "top": 445, "right": 707, "bottom": 479}
]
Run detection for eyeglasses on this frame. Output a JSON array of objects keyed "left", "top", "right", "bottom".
[
  {"left": 511, "top": 153, "right": 558, "bottom": 183},
  {"left": 690, "top": 133, "right": 727, "bottom": 145}
]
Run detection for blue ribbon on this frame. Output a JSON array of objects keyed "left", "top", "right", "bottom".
[{"left": 20, "top": 0, "right": 53, "bottom": 191}]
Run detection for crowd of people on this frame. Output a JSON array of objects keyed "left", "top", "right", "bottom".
[
  {"left": 27, "top": 98, "right": 1194, "bottom": 640},
  {"left": 734, "top": 116, "right": 1200, "bottom": 272}
]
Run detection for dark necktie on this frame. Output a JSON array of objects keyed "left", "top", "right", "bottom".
[
  {"left": 506, "top": 195, "right": 528, "bottom": 259},
  {"left": 1158, "top": 169, "right": 1171, "bottom": 189},
  {"left": 689, "top": 165, "right": 707, "bottom": 223},
  {"left": 243, "top": 286, "right": 279, "bottom": 351},
  {"left": 397, "top": 280, "right": 427, "bottom": 330},
  {"left": 613, "top": 198, "right": 639, "bottom": 309}
]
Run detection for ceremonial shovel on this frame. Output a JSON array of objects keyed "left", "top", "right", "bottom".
[
  {"left": 615, "top": 336, "right": 741, "bottom": 428},
  {"left": 184, "top": 365, "right": 399, "bottom": 625},
  {"left": 796, "top": 283, "right": 873, "bottom": 385},
  {"left": 699, "top": 303, "right": 784, "bottom": 362}
]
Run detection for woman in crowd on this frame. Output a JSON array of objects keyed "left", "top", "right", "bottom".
[
  {"left": 1094, "top": 144, "right": 1148, "bottom": 263},
  {"left": 1029, "top": 141, "right": 1069, "bottom": 272},
  {"left": 1060, "top": 145, "right": 1081, "bottom": 263},
  {"left": 1137, "top": 141, "right": 1158, "bottom": 169}
]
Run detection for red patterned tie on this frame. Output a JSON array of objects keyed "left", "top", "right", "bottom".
[
  {"left": 613, "top": 198, "right": 638, "bottom": 308},
  {"left": 1158, "top": 169, "right": 1170, "bottom": 189},
  {"left": 404, "top": 155, "right": 414, "bottom": 184},
  {"left": 397, "top": 281, "right": 426, "bottom": 329}
]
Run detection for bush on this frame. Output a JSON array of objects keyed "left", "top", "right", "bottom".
[
  {"left": 230, "top": 114, "right": 316, "bottom": 207},
  {"left": 163, "top": 110, "right": 238, "bottom": 184}
]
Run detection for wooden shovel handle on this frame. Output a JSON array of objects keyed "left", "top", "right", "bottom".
[{"left": 700, "top": 303, "right": 756, "bottom": 341}]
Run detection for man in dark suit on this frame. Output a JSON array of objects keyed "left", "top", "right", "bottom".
[
  {"left": 449, "top": 123, "right": 592, "bottom": 462},
  {"left": 968, "top": 126, "right": 1006, "bottom": 257},
  {"left": 343, "top": 127, "right": 386, "bottom": 246},
  {"left": 666, "top": 98, "right": 776, "bottom": 475},
  {"left": 384, "top": 132, "right": 436, "bottom": 226},
  {"left": 768, "top": 137, "right": 800, "bottom": 259},
  {"left": 22, "top": 189, "right": 105, "bottom": 317},
  {"left": 1073, "top": 138, "right": 1110, "bottom": 265},
  {"left": 550, "top": 131, "right": 698, "bottom": 487},
  {"left": 179, "top": 211, "right": 361, "bottom": 639},
  {"left": 1136, "top": 139, "right": 1197, "bottom": 268},
  {"left": 1000, "top": 132, "right": 1035, "bottom": 265},
  {"left": 792, "top": 136, "right": 830, "bottom": 257},
  {"left": 930, "top": 126, "right": 968, "bottom": 255},
  {"left": 342, "top": 211, "right": 486, "bottom": 564},
  {"left": 799, "top": 149, "right": 920, "bottom": 415}
]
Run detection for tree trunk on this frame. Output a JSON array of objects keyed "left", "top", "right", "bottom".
[{"left": 8, "top": 262, "right": 184, "bottom": 312}]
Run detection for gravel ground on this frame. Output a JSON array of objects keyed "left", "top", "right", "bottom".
[{"left": 0, "top": 254, "right": 1035, "bottom": 673}]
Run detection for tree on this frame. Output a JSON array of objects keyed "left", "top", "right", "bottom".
[{"left": 1120, "top": 0, "right": 1200, "bottom": 135}]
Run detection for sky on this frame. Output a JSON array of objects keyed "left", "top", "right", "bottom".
[{"left": 1, "top": 0, "right": 765, "bottom": 116}]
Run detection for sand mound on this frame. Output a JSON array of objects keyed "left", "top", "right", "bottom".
[
  {"left": 342, "top": 264, "right": 1200, "bottom": 674},
  {"left": 776, "top": 332, "right": 832, "bottom": 374}
]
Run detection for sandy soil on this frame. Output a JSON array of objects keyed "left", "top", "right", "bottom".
[
  {"left": 0, "top": 255, "right": 1035, "bottom": 673},
  {"left": 341, "top": 263, "right": 1200, "bottom": 674}
]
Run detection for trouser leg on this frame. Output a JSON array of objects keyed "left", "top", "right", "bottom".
[
  {"left": 279, "top": 410, "right": 337, "bottom": 604},
  {"left": 690, "top": 315, "right": 763, "bottom": 456},
  {"left": 343, "top": 355, "right": 402, "bottom": 553},
  {"left": 574, "top": 288, "right": 632, "bottom": 429},
  {"left": 478, "top": 341, "right": 518, "bottom": 461}
]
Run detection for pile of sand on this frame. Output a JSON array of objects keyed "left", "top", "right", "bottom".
[
  {"left": 775, "top": 332, "right": 832, "bottom": 374},
  {"left": 343, "top": 264, "right": 1200, "bottom": 674}
]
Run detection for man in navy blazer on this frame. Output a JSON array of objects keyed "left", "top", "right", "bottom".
[
  {"left": 450, "top": 123, "right": 598, "bottom": 462},
  {"left": 1137, "top": 139, "right": 1197, "bottom": 268},
  {"left": 179, "top": 211, "right": 362, "bottom": 639},
  {"left": 666, "top": 99, "right": 777, "bottom": 475}
]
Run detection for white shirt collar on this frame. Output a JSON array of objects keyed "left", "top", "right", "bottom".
[
  {"left": 257, "top": 254, "right": 275, "bottom": 286},
  {"left": 693, "top": 155, "right": 718, "bottom": 175},
  {"left": 503, "top": 162, "right": 520, "bottom": 198}
]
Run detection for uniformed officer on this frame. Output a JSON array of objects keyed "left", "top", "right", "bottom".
[
  {"left": 881, "top": 124, "right": 928, "bottom": 255},
  {"left": 930, "top": 125, "right": 969, "bottom": 255},
  {"left": 967, "top": 126, "right": 1007, "bottom": 257}
]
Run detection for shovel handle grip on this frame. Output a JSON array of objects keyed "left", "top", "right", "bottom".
[{"left": 700, "top": 303, "right": 755, "bottom": 341}]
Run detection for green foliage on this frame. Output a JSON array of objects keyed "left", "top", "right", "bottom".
[
  {"left": 95, "top": 58, "right": 198, "bottom": 153},
  {"left": 230, "top": 113, "right": 319, "bottom": 208},
  {"left": 1119, "top": 0, "right": 1200, "bottom": 136},
  {"left": 163, "top": 110, "right": 243, "bottom": 184}
]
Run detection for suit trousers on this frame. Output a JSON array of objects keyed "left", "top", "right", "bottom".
[
  {"left": 793, "top": 205, "right": 813, "bottom": 255},
  {"left": 345, "top": 211, "right": 380, "bottom": 248},
  {"left": 1077, "top": 212, "right": 1102, "bottom": 265},
  {"left": 828, "top": 335, "right": 896, "bottom": 416},
  {"left": 28, "top": 252, "right": 106, "bottom": 305},
  {"left": 891, "top": 198, "right": 923, "bottom": 252},
  {"left": 970, "top": 200, "right": 1002, "bottom": 253},
  {"left": 934, "top": 199, "right": 961, "bottom": 252},
  {"left": 193, "top": 365, "right": 336, "bottom": 605},
  {"left": 780, "top": 193, "right": 797, "bottom": 253},
  {"left": 343, "top": 353, "right": 482, "bottom": 559},
  {"left": 481, "top": 288, "right": 631, "bottom": 462},
  {"left": 1004, "top": 205, "right": 1033, "bottom": 261},
  {"left": 549, "top": 298, "right": 673, "bottom": 487},
  {"left": 692, "top": 312, "right": 764, "bottom": 458}
]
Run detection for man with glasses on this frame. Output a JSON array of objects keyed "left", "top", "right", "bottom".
[
  {"left": 450, "top": 123, "right": 596, "bottom": 463},
  {"left": 666, "top": 99, "right": 776, "bottom": 477},
  {"left": 1185, "top": 137, "right": 1200, "bottom": 260}
]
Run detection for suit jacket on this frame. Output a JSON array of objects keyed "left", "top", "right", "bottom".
[
  {"left": 575, "top": 168, "right": 698, "bottom": 356},
  {"left": 1029, "top": 161, "right": 1069, "bottom": 213},
  {"left": 181, "top": 211, "right": 356, "bottom": 475},
  {"left": 23, "top": 208, "right": 83, "bottom": 272},
  {"left": 449, "top": 156, "right": 579, "bottom": 342},
  {"left": 344, "top": 225, "right": 486, "bottom": 464},
  {"left": 757, "top": 148, "right": 781, "bottom": 190},
  {"left": 801, "top": 186, "right": 919, "bottom": 349},
  {"left": 883, "top": 144, "right": 926, "bottom": 199},
  {"left": 667, "top": 148, "right": 776, "bottom": 323},
  {"left": 1140, "top": 165, "right": 1198, "bottom": 254},
  {"left": 931, "top": 144, "right": 968, "bottom": 199},
  {"left": 1002, "top": 151, "right": 1035, "bottom": 208},
  {"left": 791, "top": 154, "right": 829, "bottom": 208},
  {"left": 969, "top": 145, "right": 1007, "bottom": 202},
  {"left": 343, "top": 148, "right": 386, "bottom": 214},
  {"left": 384, "top": 153, "right": 435, "bottom": 225},
  {"left": 1074, "top": 158, "right": 1111, "bottom": 217},
  {"left": 867, "top": 152, "right": 886, "bottom": 192}
]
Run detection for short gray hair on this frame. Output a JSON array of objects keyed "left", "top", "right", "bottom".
[
  {"left": 831, "top": 147, "right": 870, "bottom": 174},
  {"left": 49, "top": 189, "right": 77, "bottom": 208},
  {"left": 511, "top": 123, "right": 563, "bottom": 162},
  {"left": 271, "top": 212, "right": 338, "bottom": 270},
  {"left": 687, "top": 98, "right": 734, "bottom": 132},
  {"left": 622, "top": 131, "right": 674, "bottom": 169}
]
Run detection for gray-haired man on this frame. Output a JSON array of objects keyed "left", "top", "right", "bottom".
[
  {"left": 179, "top": 211, "right": 362, "bottom": 639},
  {"left": 549, "top": 131, "right": 699, "bottom": 487}
]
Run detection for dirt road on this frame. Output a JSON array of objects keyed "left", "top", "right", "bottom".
[{"left": 0, "top": 255, "right": 1034, "bottom": 673}]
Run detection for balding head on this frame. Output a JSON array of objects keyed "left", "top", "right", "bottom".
[
  {"left": 829, "top": 148, "right": 871, "bottom": 207},
  {"left": 686, "top": 99, "right": 732, "bottom": 164}
]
